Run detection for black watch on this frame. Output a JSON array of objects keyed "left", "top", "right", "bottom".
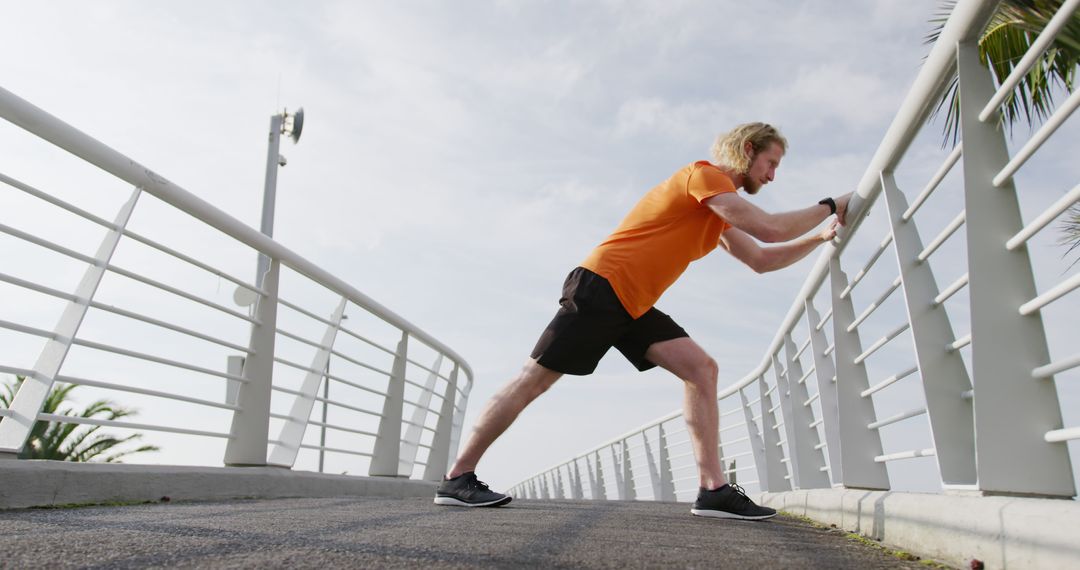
[{"left": 818, "top": 197, "right": 837, "bottom": 215}]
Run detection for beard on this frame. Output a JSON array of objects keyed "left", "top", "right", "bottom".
[{"left": 743, "top": 176, "right": 762, "bottom": 195}]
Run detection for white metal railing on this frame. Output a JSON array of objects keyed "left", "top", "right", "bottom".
[
  {"left": 512, "top": 0, "right": 1078, "bottom": 501},
  {"left": 0, "top": 86, "right": 473, "bottom": 480}
]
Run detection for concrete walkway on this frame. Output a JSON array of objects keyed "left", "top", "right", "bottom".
[{"left": 0, "top": 497, "right": 937, "bottom": 569}]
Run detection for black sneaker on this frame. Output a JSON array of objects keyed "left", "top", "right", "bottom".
[
  {"left": 691, "top": 483, "right": 776, "bottom": 520},
  {"left": 434, "top": 472, "right": 512, "bottom": 507}
]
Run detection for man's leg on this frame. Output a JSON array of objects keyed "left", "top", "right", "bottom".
[
  {"left": 447, "top": 358, "right": 563, "bottom": 478},
  {"left": 644, "top": 336, "right": 776, "bottom": 520},
  {"left": 643, "top": 337, "right": 725, "bottom": 489}
]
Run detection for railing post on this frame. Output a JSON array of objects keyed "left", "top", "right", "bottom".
[
  {"left": 880, "top": 170, "right": 977, "bottom": 488},
  {"left": 758, "top": 374, "right": 791, "bottom": 491},
  {"left": 591, "top": 452, "right": 608, "bottom": 500},
  {"left": 553, "top": 469, "right": 565, "bottom": 499},
  {"left": 267, "top": 298, "right": 347, "bottom": 468},
  {"left": 369, "top": 331, "right": 408, "bottom": 477},
  {"left": 643, "top": 430, "right": 662, "bottom": 500},
  {"left": 399, "top": 353, "right": 444, "bottom": 476},
  {"left": 956, "top": 41, "right": 1075, "bottom": 496},
  {"left": 423, "top": 364, "right": 459, "bottom": 482},
  {"left": 740, "top": 386, "right": 768, "bottom": 489},
  {"left": 621, "top": 439, "right": 636, "bottom": 500},
  {"left": 781, "top": 334, "right": 830, "bottom": 488},
  {"left": 224, "top": 258, "right": 281, "bottom": 466},
  {"left": 570, "top": 460, "right": 584, "bottom": 499},
  {"left": 0, "top": 187, "right": 141, "bottom": 457},
  {"left": 829, "top": 258, "right": 889, "bottom": 489},
  {"left": 804, "top": 300, "right": 842, "bottom": 486},
  {"left": 657, "top": 424, "right": 677, "bottom": 501},
  {"left": 609, "top": 445, "right": 625, "bottom": 500}
]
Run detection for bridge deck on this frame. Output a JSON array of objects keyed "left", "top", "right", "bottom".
[{"left": 0, "top": 497, "right": 933, "bottom": 568}]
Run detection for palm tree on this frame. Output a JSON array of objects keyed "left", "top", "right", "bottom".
[
  {"left": 927, "top": 0, "right": 1080, "bottom": 262},
  {"left": 1, "top": 375, "right": 159, "bottom": 462}
]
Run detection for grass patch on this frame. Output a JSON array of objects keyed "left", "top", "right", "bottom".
[
  {"left": 30, "top": 497, "right": 171, "bottom": 510},
  {"left": 779, "top": 511, "right": 953, "bottom": 569}
]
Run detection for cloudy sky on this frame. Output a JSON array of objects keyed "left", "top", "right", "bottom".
[{"left": 2, "top": 1, "right": 1077, "bottom": 492}]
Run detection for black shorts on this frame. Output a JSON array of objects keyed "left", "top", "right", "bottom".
[{"left": 530, "top": 267, "right": 689, "bottom": 375}]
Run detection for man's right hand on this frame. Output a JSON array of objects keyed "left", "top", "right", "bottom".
[{"left": 835, "top": 193, "right": 853, "bottom": 225}]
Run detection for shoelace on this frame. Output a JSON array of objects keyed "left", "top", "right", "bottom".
[
  {"left": 468, "top": 476, "right": 491, "bottom": 491},
  {"left": 728, "top": 483, "right": 752, "bottom": 504}
]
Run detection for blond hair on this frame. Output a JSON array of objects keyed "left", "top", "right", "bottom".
[{"left": 710, "top": 123, "right": 788, "bottom": 174}]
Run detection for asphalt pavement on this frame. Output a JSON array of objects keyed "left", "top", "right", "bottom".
[{"left": 0, "top": 497, "right": 940, "bottom": 569}]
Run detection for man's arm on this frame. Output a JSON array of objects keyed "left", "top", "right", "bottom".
[
  {"left": 705, "top": 192, "right": 850, "bottom": 243},
  {"left": 719, "top": 221, "right": 838, "bottom": 273}
]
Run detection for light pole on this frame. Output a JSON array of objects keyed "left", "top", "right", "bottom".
[{"left": 255, "top": 107, "right": 304, "bottom": 288}]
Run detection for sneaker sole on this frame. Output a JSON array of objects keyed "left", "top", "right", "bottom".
[
  {"left": 434, "top": 495, "right": 513, "bottom": 507},
  {"left": 690, "top": 508, "right": 776, "bottom": 521}
]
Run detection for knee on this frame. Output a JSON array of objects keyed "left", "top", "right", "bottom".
[
  {"left": 517, "top": 363, "right": 561, "bottom": 400},
  {"left": 686, "top": 357, "right": 719, "bottom": 391}
]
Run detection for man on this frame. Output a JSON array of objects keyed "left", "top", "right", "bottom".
[{"left": 435, "top": 123, "right": 851, "bottom": 520}]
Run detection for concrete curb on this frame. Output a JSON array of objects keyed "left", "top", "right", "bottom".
[
  {"left": 758, "top": 488, "right": 1080, "bottom": 569},
  {"left": 0, "top": 461, "right": 437, "bottom": 509}
]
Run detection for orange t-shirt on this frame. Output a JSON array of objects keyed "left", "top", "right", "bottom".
[{"left": 580, "top": 161, "right": 736, "bottom": 318}]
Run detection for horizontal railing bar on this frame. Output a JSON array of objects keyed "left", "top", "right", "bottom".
[
  {"left": 918, "top": 210, "right": 966, "bottom": 262},
  {"left": 71, "top": 336, "right": 248, "bottom": 383},
  {"left": 809, "top": 419, "right": 823, "bottom": 429},
  {"left": 326, "top": 371, "right": 389, "bottom": 398},
  {"left": 902, "top": 143, "right": 963, "bottom": 221},
  {"left": 36, "top": 413, "right": 231, "bottom": 439},
  {"left": 297, "top": 443, "right": 373, "bottom": 458},
  {"left": 122, "top": 228, "right": 266, "bottom": 296},
  {"left": 0, "top": 364, "right": 36, "bottom": 378},
  {"left": 402, "top": 377, "right": 446, "bottom": 400},
  {"left": 402, "top": 398, "right": 442, "bottom": 417},
  {"left": 797, "top": 366, "right": 816, "bottom": 385},
  {"left": 745, "top": 397, "right": 762, "bottom": 407},
  {"left": 814, "top": 442, "right": 827, "bottom": 450},
  {"left": 795, "top": 336, "right": 813, "bottom": 360},
  {"left": 55, "top": 374, "right": 240, "bottom": 411},
  {"left": 1008, "top": 184, "right": 1080, "bottom": 251},
  {"left": 854, "top": 322, "right": 911, "bottom": 365},
  {"left": 88, "top": 301, "right": 253, "bottom": 354},
  {"left": 823, "top": 343, "right": 835, "bottom": 357},
  {"left": 1045, "top": 427, "right": 1080, "bottom": 443},
  {"left": 719, "top": 407, "right": 742, "bottom": 418},
  {"left": 994, "top": 86, "right": 1080, "bottom": 187},
  {"left": 803, "top": 393, "right": 820, "bottom": 407},
  {"left": 948, "top": 334, "right": 972, "bottom": 352},
  {"left": 720, "top": 451, "right": 752, "bottom": 462},
  {"left": 719, "top": 421, "right": 747, "bottom": 433},
  {"left": 0, "top": 172, "right": 266, "bottom": 297},
  {"left": 980, "top": 0, "right": 1080, "bottom": 122},
  {"left": 0, "top": 408, "right": 11, "bottom": 417},
  {"left": 336, "top": 324, "right": 397, "bottom": 358},
  {"left": 328, "top": 349, "right": 393, "bottom": 379},
  {"left": 278, "top": 298, "right": 337, "bottom": 328},
  {"left": 1019, "top": 272, "right": 1080, "bottom": 316},
  {"left": 107, "top": 264, "right": 259, "bottom": 325},
  {"left": 0, "top": 172, "right": 116, "bottom": 227},
  {"left": 868, "top": 407, "right": 927, "bottom": 430},
  {"left": 841, "top": 233, "right": 894, "bottom": 300},
  {"left": 1033, "top": 353, "right": 1080, "bottom": 379},
  {"left": 874, "top": 448, "right": 936, "bottom": 463},
  {"left": 269, "top": 385, "right": 381, "bottom": 417},
  {"left": 847, "top": 276, "right": 903, "bottom": 333},
  {"left": 862, "top": 365, "right": 920, "bottom": 398},
  {"left": 276, "top": 327, "right": 327, "bottom": 351},
  {"left": 722, "top": 465, "right": 755, "bottom": 475},
  {"left": 0, "top": 221, "right": 99, "bottom": 265},
  {"left": 722, "top": 436, "right": 751, "bottom": 447},
  {"left": 961, "top": 389, "right": 974, "bottom": 400},
  {"left": 306, "top": 420, "right": 377, "bottom": 439},
  {"left": 814, "top": 308, "right": 833, "bottom": 331},
  {"left": 768, "top": 402, "right": 781, "bottom": 414},
  {"left": 934, "top": 273, "right": 969, "bottom": 306},
  {"left": 667, "top": 450, "right": 696, "bottom": 462},
  {"left": 763, "top": 384, "right": 777, "bottom": 397},
  {"left": 400, "top": 416, "right": 437, "bottom": 431},
  {"left": 403, "top": 356, "right": 451, "bottom": 382}
]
